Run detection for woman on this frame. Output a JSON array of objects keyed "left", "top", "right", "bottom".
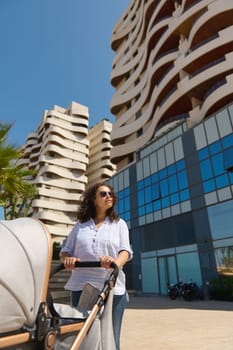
[{"left": 60, "top": 182, "right": 133, "bottom": 350}]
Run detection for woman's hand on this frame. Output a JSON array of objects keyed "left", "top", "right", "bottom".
[
  {"left": 63, "top": 256, "right": 80, "bottom": 270},
  {"left": 100, "top": 255, "right": 116, "bottom": 269}
]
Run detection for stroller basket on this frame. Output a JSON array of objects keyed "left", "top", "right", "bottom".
[{"left": 0, "top": 218, "right": 119, "bottom": 350}]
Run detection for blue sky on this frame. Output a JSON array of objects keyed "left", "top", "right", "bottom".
[
  {"left": 0, "top": 0, "right": 129, "bottom": 220},
  {"left": 0, "top": 0, "right": 129, "bottom": 147}
]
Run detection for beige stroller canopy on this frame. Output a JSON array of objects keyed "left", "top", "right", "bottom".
[{"left": 0, "top": 218, "right": 51, "bottom": 334}]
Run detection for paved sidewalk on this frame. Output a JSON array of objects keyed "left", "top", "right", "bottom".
[{"left": 121, "top": 295, "right": 233, "bottom": 350}]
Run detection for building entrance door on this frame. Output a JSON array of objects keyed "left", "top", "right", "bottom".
[{"left": 158, "top": 255, "right": 178, "bottom": 295}]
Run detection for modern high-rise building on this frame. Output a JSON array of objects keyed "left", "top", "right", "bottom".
[
  {"left": 110, "top": 0, "right": 233, "bottom": 170},
  {"left": 87, "top": 119, "right": 116, "bottom": 187},
  {"left": 108, "top": 0, "right": 233, "bottom": 295},
  {"left": 19, "top": 102, "right": 116, "bottom": 242},
  {"left": 19, "top": 102, "right": 89, "bottom": 241}
]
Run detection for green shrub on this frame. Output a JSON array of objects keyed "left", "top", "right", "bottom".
[
  {"left": 209, "top": 275, "right": 233, "bottom": 301},
  {"left": 52, "top": 242, "right": 61, "bottom": 260}
]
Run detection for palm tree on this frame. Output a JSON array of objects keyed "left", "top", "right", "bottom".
[
  {"left": 0, "top": 123, "right": 37, "bottom": 219},
  {"left": 0, "top": 164, "right": 38, "bottom": 219},
  {"left": 0, "top": 122, "right": 19, "bottom": 171}
]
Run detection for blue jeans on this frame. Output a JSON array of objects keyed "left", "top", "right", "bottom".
[
  {"left": 112, "top": 293, "right": 127, "bottom": 350},
  {"left": 71, "top": 291, "right": 127, "bottom": 350}
]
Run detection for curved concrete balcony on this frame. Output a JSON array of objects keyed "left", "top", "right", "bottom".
[
  {"left": 35, "top": 210, "right": 76, "bottom": 225},
  {"left": 40, "top": 144, "right": 89, "bottom": 163},
  {"left": 35, "top": 175, "right": 87, "bottom": 190},
  {"left": 32, "top": 198, "right": 79, "bottom": 212},
  {"left": 38, "top": 187, "right": 82, "bottom": 201},
  {"left": 37, "top": 164, "right": 86, "bottom": 181},
  {"left": 39, "top": 155, "right": 87, "bottom": 171},
  {"left": 188, "top": 0, "right": 233, "bottom": 47}
]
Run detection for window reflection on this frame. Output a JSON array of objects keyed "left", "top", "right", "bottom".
[
  {"left": 215, "top": 246, "right": 233, "bottom": 275},
  {"left": 178, "top": 170, "right": 188, "bottom": 189},
  {"left": 198, "top": 133, "right": 233, "bottom": 193},
  {"left": 200, "top": 159, "right": 212, "bottom": 180},
  {"left": 209, "top": 141, "right": 221, "bottom": 155},
  {"left": 137, "top": 159, "right": 189, "bottom": 218},
  {"left": 223, "top": 147, "right": 233, "bottom": 171},
  {"left": 116, "top": 187, "right": 130, "bottom": 222},
  {"left": 212, "top": 153, "right": 224, "bottom": 176},
  {"left": 208, "top": 200, "right": 233, "bottom": 240},
  {"left": 215, "top": 174, "right": 229, "bottom": 188},
  {"left": 203, "top": 179, "right": 215, "bottom": 193}
]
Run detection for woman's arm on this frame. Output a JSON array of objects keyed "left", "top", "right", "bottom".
[
  {"left": 115, "top": 250, "right": 130, "bottom": 268},
  {"left": 100, "top": 250, "right": 129, "bottom": 269},
  {"left": 60, "top": 251, "right": 80, "bottom": 270}
]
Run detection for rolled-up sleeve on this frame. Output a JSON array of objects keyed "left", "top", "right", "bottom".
[
  {"left": 118, "top": 219, "right": 133, "bottom": 261},
  {"left": 60, "top": 223, "right": 79, "bottom": 256}
]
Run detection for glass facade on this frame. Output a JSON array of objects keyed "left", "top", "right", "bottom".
[
  {"left": 137, "top": 159, "right": 189, "bottom": 218},
  {"left": 198, "top": 135, "right": 233, "bottom": 193},
  {"left": 116, "top": 187, "right": 130, "bottom": 222},
  {"left": 208, "top": 200, "right": 233, "bottom": 275},
  {"left": 108, "top": 168, "right": 131, "bottom": 227},
  {"left": 109, "top": 102, "right": 233, "bottom": 295}
]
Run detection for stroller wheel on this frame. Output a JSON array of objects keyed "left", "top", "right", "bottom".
[{"left": 45, "top": 330, "right": 57, "bottom": 350}]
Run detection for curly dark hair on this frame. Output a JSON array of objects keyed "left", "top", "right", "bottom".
[{"left": 77, "top": 182, "right": 120, "bottom": 223}]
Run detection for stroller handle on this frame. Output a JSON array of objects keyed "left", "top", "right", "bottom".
[{"left": 50, "top": 260, "right": 119, "bottom": 279}]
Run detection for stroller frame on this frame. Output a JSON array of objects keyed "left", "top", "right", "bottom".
[{"left": 48, "top": 261, "right": 119, "bottom": 350}]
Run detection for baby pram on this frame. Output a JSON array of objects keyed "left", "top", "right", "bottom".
[{"left": 0, "top": 218, "right": 118, "bottom": 350}]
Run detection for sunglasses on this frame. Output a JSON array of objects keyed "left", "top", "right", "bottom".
[{"left": 99, "top": 191, "right": 113, "bottom": 198}]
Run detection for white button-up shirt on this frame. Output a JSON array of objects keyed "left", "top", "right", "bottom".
[{"left": 61, "top": 217, "right": 133, "bottom": 295}]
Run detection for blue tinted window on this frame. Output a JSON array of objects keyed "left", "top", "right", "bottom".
[
  {"left": 168, "top": 175, "right": 178, "bottom": 193},
  {"left": 118, "top": 191, "right": 123, "bottom": 200},
  {"left": 161, "top": 197, "right": 170, "bottom": 208},
  {"left": 137, "top": 158, "right": 191, "bottom": 215},
  {"left": 209, "top": 141, "right": 221, "bottom": 155},
  {"left": 176, "top": 159, "right": 185, "bottom": 171},
  {"left": 198, "top": 148, "right": 209, "bottom": 161},
  {"left": 138, "top": 180, "right": 144, "bottom": 190},
  {"left": 145, "top": 186, "right": 152, "bottom": 202},
  {"left": 146, "top": 203, "right": 153, "bottom": 213},
  {"left": 122, "top": 213, "right": 129, "bottom": 221},
  {"left": 223, "top": 147, "right": 233, "bottom": 171},
  {"left": 180, "top": 189, "right": 189, "bottom": 201},
  {"left": 167, "top": 164, "right": 176, "bottom": 175},
  {"left": 151, "top": 173, "right": 159, "bottom": 183},
  {"left": 152, "top": 183, "right": 160, "bottom": 200},
  {"left": 212, "top": 154, "right": 224, "bottom": 176},
  {"left": 124, "top": 211, "right": 130, "bottom": 221},
  {"left": 208, "top": 199, "right": 233, "bottom": 240},
  {"left": 138, "top": 190, "right": 145, "bottom": 205},
  {"left": 203, "top": 179, "right": 215, "bottom": 193},
  {"left": 139, "top": 206, "right": 145, "bottom": 216},
  {"left": 170, "top": 193, "right": 179, "bottom": 205},
  {"left": 125, "top": 187, "right": 130, "bottom": 196},
  {"left": 153, "top": 200, "right": 161, "bottom": 211},
  {"left": 159, "top": 169, "right": 167, "bottom": 179},
  {"left": 229, "top": 172, "right": 233, "bottom": 184},
  {"left": 200, "top": 159, "right": 213, "bottom": 180},
  {"left": 222, "top": 134, "right": 233, "bottom": 149},
  {"left": 125, "top": 198, "right": 130, "bottom": 211},
  {"left": 215, "top": 174, "right": 229, "bottom": 189},
  {"left": 118, "top": 199, "right": 124, "bottom": 213},
  {"left": 178, "top": 170, "right": 188, "bottom": 189},
  {"left": 144, "top": 177, "right": 151, "bottom": 186},
  {"left": 160, "top": 179, "right": 169, "bottom": 196}
]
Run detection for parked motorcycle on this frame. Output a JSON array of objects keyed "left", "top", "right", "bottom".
[
  {"left": 168, "top": 281, "right": 203, "bottom": 301},
  {"left": 167, "top": 281, "right": 184, "bottom": 300}
]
